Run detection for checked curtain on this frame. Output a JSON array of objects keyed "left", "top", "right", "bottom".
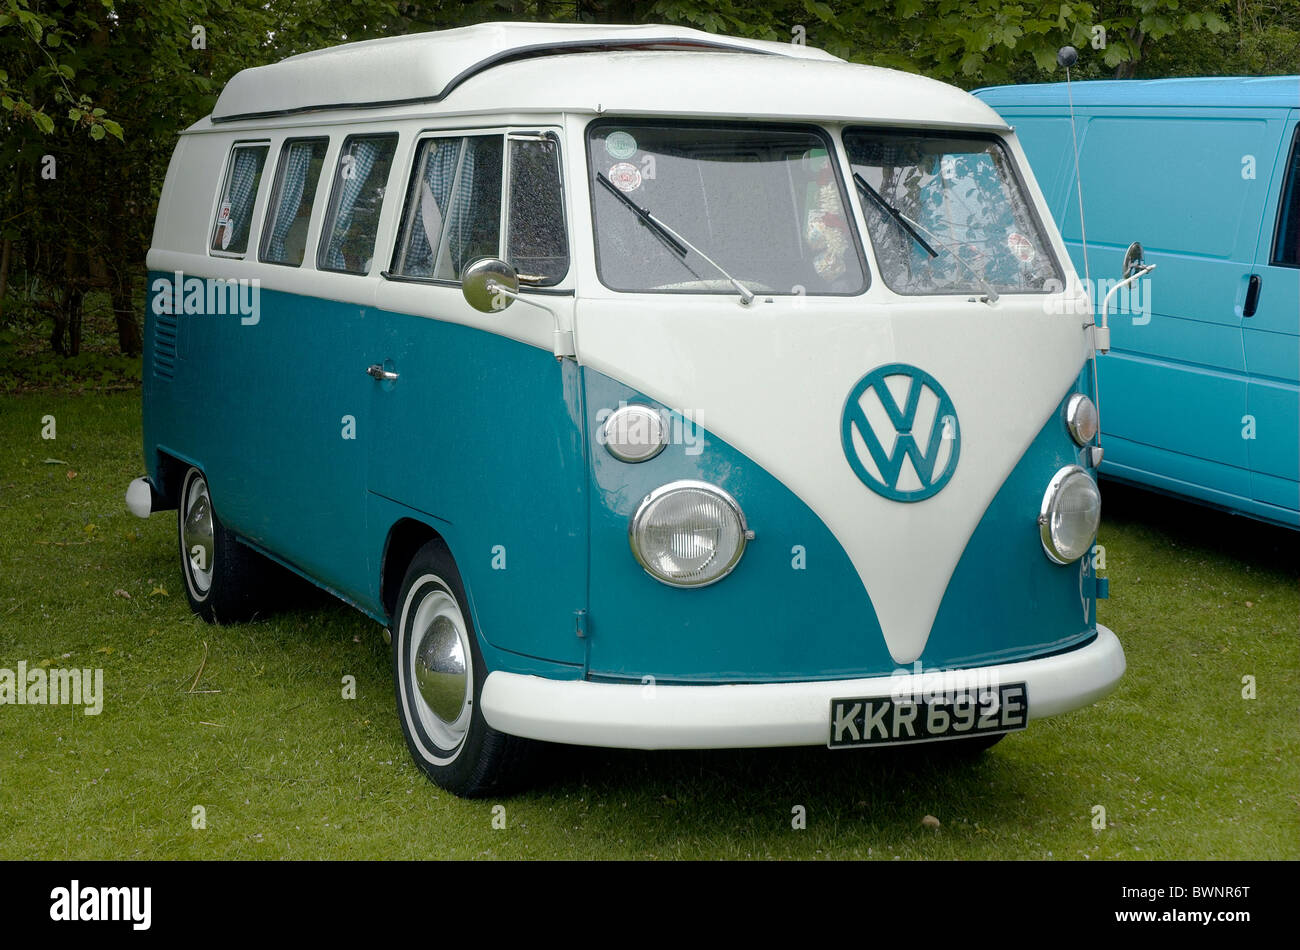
[
  {"left": 265, "top": 141, "right": 320, "bottom": 264},
  {"left": 213, "top": 145, "right": 268, "bottom": 254},
  {"left": 322, "top": 136, "right": 395, "bottom": 272},
  {"left": 397, "top": 136, "right": 484, "bottom": 278}
]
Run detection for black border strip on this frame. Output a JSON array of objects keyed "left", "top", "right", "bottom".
[{"left": 1269, "top": 123, "right": 1300, "bottom": 268}]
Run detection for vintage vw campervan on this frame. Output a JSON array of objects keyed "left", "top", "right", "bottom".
[
  {"left": 976, "top": 78, "right": 1300, "bottom": 529},
  {"left": 128, "top": 22, "right": 1126, "bottom": 796}
]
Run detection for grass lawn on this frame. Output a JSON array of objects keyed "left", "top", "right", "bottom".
[{"left": 0, "top": 389, "right": 1296, "bottom": 860}]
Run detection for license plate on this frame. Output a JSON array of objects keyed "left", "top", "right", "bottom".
[{"left": 828, "top": 683, "right": 1028, "bottom": 748}]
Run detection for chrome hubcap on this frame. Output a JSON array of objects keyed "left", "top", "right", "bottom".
[
  {"left": 182, "top": 478, "right": 215, "bottom": 594},
  {"left": 415, "top": 614, "right": 468, "bottom": 722},
  {"left": 408, "top": 587, "right": 471, "bottom": 749}
]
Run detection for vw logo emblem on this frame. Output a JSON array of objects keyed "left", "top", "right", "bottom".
[{"left": 841, "top": 363, "right": 960, "bottom": 502}]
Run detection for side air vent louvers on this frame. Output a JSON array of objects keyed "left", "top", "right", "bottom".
[{"left": 153, "top": 313, "right": 177, "bottom": 380}]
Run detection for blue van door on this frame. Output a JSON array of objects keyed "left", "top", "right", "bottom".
[
  {"left": 364, "top": 295, "right": 589, "bottom": 666},
  {"left": 1069, "top": 114, "right": 1280, "bottom": 506},
  {"left": 1244, "top": 115, "right": 1300, "bottom": 524},
  {"left": 367, "top": 129, "right": 589, "bottom": 666}
]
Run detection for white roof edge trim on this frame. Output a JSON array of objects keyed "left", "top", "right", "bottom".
[
  {"left": 183, "top": 110, "right": 1010, "bottom": 137},
  {"left": 210, "top": 22, "right": 842, "bottom": 124}
]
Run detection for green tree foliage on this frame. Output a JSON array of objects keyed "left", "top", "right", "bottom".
[
  {"left": 0, "top": 0, "right": 124, "bottom": 140},
  {"left": 2, "top": 0, "right": 399, "bottom": 354},
  {"left": 1, "top": 0, "right": 1296, "bottom": 358}
]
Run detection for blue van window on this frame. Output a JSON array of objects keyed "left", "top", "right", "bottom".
[
  {"left": 260, "top": 138, "right": 328, "bottom": 266},
  {"left": 210, "top": 144, "right": 269, "bottom": 255},
  {"left": 844, "top": 128, "right": 1061, "bottom": 295},
  {"left": 391, "top": 135, "right": 503, "bottom": 280},
  {"left": 318, "top": 133, "right": 398, "bottom": 274},
  {"left": 434, "top": 136, "right": 503, "bottom": 280},
  {"left": 506, "top": 136, "right": 568, "bottom": 285},
  {"left": 587, "top": 122, "right": 867, "bottom": 296},
  {"left": 392, "top": 137, "right": 468, "bottom": 278},
  {"left": 1273, "top": 129, "right": 1299, "bottom": 268}
]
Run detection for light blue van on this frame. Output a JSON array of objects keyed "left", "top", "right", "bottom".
[
  {"left": 126, "top": 23, "right": 1126, "bottom": 796},
  {"left": 976, "top": 77, "right": 1300, "bottom": 529}
]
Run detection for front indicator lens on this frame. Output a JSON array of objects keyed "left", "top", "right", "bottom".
[
  {"left": 629, "top": 481, "right": 749, "bottom": 587},
  {"left": 1039, "top": 465, "right": 1101, "bottom": 564},
  {"left": 1066, "top": 393, "right": 1099, "bottom": 445}
]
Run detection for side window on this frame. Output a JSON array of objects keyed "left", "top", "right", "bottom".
[
  {"left": 260, "top": 138, "right": 329, "bottom": 266},
  {"left": 210, "top": 144, "right": 269, "bottom": 255},
  {"left": 392, "top": 135, "right": 505, "bottom": 281},
  {"left": 1272, "top": 128, "right": 1299, "bottom": 268},
  {"left": 507, "top": 136, "right": 569, "bottom": 285},
  {"left": 318, "top": 133, "right": 398, "bottom": 274}
]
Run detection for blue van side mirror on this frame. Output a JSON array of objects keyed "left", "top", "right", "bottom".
[
  {"left": 1121, "top": 241, "right": 1146, "bottom": 280},
  {"left": 462, "top": 257, "right": 519, "bottom": 313}
]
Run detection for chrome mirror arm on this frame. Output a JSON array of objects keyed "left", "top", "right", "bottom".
[
  {"left": 1096, "top": 263, "right": 1156, "bottom": 354},
  {"left": 485, "top": 280, "right": 574, "bottom": 360}
]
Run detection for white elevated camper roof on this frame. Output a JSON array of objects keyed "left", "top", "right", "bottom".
[{"left": 203, "top": 21, "right": 1008, "bottom": 131}]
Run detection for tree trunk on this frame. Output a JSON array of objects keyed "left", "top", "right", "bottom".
[
  {"left": 68, "top": 286, "right": 84, "bottom": 357},
  {"left": 0, "top": 238, "right": 11, "bottom": 321},
  {"left": 1114, "top": 28, "right": 1147, "bottom": 78},
  {"left": 50, "top": 285, "right": 85, "bottom": 357},
  {"left": 110, "top": 270, "right": 141, "bottom": 356},
  {"left": 50, "top": 298, "right": 68, "bottom": 356}
]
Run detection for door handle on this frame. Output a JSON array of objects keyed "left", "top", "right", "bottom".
[
  {"left": 366, "top": 364, "right": 399, "bottom": 381},
  {"left": 1244, "top": 274, "right": 1262, "bottom": 318}
]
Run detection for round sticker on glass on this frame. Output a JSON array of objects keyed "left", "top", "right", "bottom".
[
  {"left": 605, "top": 131, "right": 638, "bottom": 160},
  {"left": 608, "top": 162, "right": 643, "bottom": 193},
  {"left": 1007, "top": 232, "right": 1035, "bottom": 263}
]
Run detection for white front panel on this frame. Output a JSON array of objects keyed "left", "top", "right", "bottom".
[{"left": 577, "top": 294, "right": 1089, "bottom": 663}]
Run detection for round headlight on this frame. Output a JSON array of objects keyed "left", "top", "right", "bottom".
[
  {"left": 629, "top": 481, "right": 750, "bottom": 587},
  {"left": 601, "top": 405, "right": 668, "bottom": 462},
  {"left": 1039, "top": 465, "right": 1101, "bottom": 564},
  {"left": 1065, "top": 393, "right": 1099, "bottom": 445}
]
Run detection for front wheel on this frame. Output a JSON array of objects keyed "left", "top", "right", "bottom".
[{"left": 391, "top": 540, "right": 536, "bottom": 797}]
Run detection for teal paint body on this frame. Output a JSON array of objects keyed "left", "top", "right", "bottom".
[{"left": 144, "top": 275, "right": 1098, "bottom": 682}]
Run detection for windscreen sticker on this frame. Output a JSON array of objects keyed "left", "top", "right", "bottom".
[
  {"left": 1007, "top": 232, "right": 1034, "bottom": 263},
  {"left": 604, "top": 131, "right": 638, "bottom": 160},
  {"left": 608, "top": 162, "right": 643, "bottom": 193}
]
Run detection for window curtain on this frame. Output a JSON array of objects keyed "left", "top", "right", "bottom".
[
  {"left": 446, "top": 143, "right": 477, "bottom": 273},
  {"left": 266, "top": 143, "right": 315, "bottom": 262},
  {"left": 223, "top": 148, "right": 265, "bottom": 249},
  {"left": 403, "top": 140, "right": 462, "bottom": 276},
  {"left": 324, "top": 140, "right": 383, "bottom": 270}
]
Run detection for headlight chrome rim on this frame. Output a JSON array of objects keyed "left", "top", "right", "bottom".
[
  {"left": 1038, "top": 464, "right": 1101, "bottom": 564},
  {"left": 1065, "top": 393, "right": 1099, "bottom": 445},
  {"left": 628, "top": 480, "right": 750, "bottom": 588}
]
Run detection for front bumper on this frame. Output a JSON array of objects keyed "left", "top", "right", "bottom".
[{"left": 481, "top": 624, "right": 1125, "bottom": 749}]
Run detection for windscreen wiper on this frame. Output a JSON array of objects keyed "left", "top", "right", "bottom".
[
  {"left": 853, "top": 172, "right": 937, "bottom": 258},
  {"left": 853, "top": 172, "right": 999, "bottom": 304},
  {"left": 596, "top": 173, "right": 755, "bottom": 305}
]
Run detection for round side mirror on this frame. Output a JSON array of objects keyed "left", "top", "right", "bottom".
[
  {"left": 462, "top": 258, "right": 519, "bottom": 313},
  {"left": 1122, "top": 242, "right": 1146, "bottom": 280}
]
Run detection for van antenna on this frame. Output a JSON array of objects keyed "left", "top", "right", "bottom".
[{"left": 1058, "top": 45, "right": 1092, "bottom": 299}]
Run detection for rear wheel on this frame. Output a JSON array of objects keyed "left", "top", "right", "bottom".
[
  {"left": 391, "top": 540, "right": 536, "bottom": 797},
  {"left": 177, "top": 466, "right": 275, "bottom": 623}
]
